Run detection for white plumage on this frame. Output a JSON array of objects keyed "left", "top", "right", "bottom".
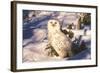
[{"left": 47, "top": 19, "right": 72, "bottom": 58}]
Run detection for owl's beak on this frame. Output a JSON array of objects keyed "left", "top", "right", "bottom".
[{"left": 52, "top": 24, "right": 55, "bottom": 27}]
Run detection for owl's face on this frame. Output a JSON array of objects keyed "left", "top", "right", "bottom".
[{"left": 48, "top": 20, "right": 60, "bottom": 31}]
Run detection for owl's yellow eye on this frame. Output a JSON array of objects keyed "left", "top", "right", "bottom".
[
  {"left": 54, "top": 22, "right": 57, "bottom": 24},
  {"left": 50, "top": 22, "right": 53, "bottom": 24}
]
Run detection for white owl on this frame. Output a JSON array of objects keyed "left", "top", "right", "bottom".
[{"left": 47, "top": 19, "right": 72, "bottom": 58}]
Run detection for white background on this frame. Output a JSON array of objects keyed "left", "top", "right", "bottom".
[{"left": 0, "top": 0, "right": 99, "bottom": 73}]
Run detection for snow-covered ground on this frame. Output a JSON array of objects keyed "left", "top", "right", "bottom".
[{"left": 22, "top": 10, "right": 91, "bottom": 62}]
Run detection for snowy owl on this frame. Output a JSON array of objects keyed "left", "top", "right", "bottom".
[{"left": 47, "top": 19, "right": 72, "bottom": 58}]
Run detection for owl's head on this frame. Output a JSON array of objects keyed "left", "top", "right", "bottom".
[{"left": 47, "top": 19, "right": 61, "bottom": 31}]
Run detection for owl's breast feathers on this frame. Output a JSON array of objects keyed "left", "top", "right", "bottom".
[{"left": 51, "top": 30, "right": 71, "bottom": 49}]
